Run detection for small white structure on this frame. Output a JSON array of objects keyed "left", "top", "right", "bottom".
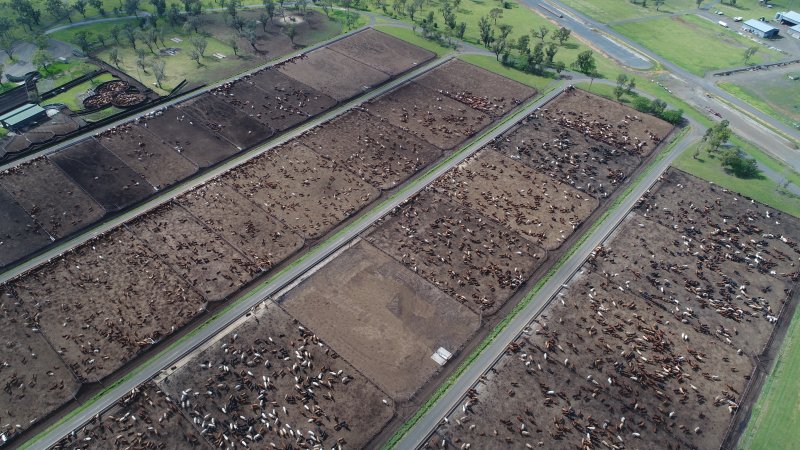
[
  {"left": 431, "top": 347, "right": 454, "bottom": 366},
  {"left": 789, "top": 24, "right": 800, "bottom": 39}
]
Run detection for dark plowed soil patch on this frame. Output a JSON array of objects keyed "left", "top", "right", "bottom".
[
  {"left": 278, "top": 47, "right": 390, "bottom": 101},
  {"left": 327, "top": 28, "right": 435, "bottom": 76},
  {"left": 49, "top": 139, "right": 154, "bottom": 212},
  {"left": 0, "top": 186, "right": 51, "bottom": 268},
  {"left": 10, "top": 227, "right": 206, "bottom": 382},
  {"left": 297, "top": 109, "right": 441, "bottom": 189},
  {"left": 0, "top": 158, "right": 105, "bottom": 238},
  {"left": 415, "top": 59, "right": 537, "bottom": 117},
  {"left": 363, "top": 82, "right": 492, "bottom": 150},
  {"left": 367, "top": 190, "right": 545, "bottom": 315},
  {"left": 126, "top": 203, "right": 258, "bottom": 302},
  {"left": 179, "top": 94, "right": 274, "bottom": 149},
  {"left": 95, "top": 123, "right": 198, "bottom": 190},
  {"left": 221, "top": 142, "right": 378, "bottom": 240},
  {"left": 0, "top": 288, "right": 80, "bottom": 441},
  {"left": 159, "top": 302, "right": 393, "bottom": 449},
  {"left": 177, "top": 180, "right": 304, "bottom": 270},
  {"left": 138, "top": 107, "right": 239, "bottom": 168},
  {"left": 280, "top": 241, "right": 479, "bottom": 401}
]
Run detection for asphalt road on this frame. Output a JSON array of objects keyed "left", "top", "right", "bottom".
[
  {"left": 20, "top": 74, "right": 568, "bottom": 450},
  {"left": 394, "top": 121, "right": 702, "bottom": 449}
]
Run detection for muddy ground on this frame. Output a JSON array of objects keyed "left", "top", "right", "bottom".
[
  {"left": 541, "top": 88, "right": 673, "bottom": 156},
  {"left": 433, "top": 149, "right": 598, "bottom": 250},
  {"left": 0, "top": 186, "right": 51, "bottom": 268},
  {"left": 51, "top": 383, "right": 210, "bottom": 449},
  {"left": 327, "top": 28, "right": 435, "bottom": 76},
  {"left": 48, "top": 139, "right": 154, "bottom": 212},
  {"left": 95, "top": 123, "right": 199, "bottom": 190},
  {"left": 179, "top": 94, "right": 274, "bottom": 150},
  {"left": 0, "top": 288, "right": 80, "bottom": 442},
  {"left": 9, "top": 227, "right": 206, "bottom": 382},
  {"left": 126, "top": 202, "right": 258, "bottom": 302},
  {"left": 177, "top": 180, "right": 304, "bottom": 270},
  {"left": 367, "top": 190, "right": 545, "bottom": 315},
  {"left": 220, "top": 142, "right": 378, "bottom": 240},
  {"left": 138, "top": 107, "right": 239, "bottom": 168},
  {"left": 280, "top": 241, "right": 479, "bottom": 401},
  {"left": 296, "top": 109, "right": 441, "bottom": 190},
  {"left": 363, "top": 82, "right": 493, "bottom": 150},
  {"left": 415, "top": 59, "right": 536, "bottom": 117},
  {"left": 159, "top": 302, "right": 394, "bottom": 449},
  {"left": 277, "top": 47, "right": 389, "bottom": 101},
  {"left": 492, "top": 113, "right": 642, "bottom": 199}
]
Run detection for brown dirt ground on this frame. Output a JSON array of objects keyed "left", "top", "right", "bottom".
[
  {"left": 159, "top": 301, "right": 393, "bottom": 449},
  {"left": 0, "top": 287, "right": 80, "bottom": 442},
  {"left": 179, "top": 94, "right": 275, "bottom": 150},
  {"left": 415, "top": 59, "right": 537, "bottom": 117},
  {"left": 126, "top": 202, "right": 258, "bottom": 303},
  {"left": 9, "top": 227, "right": 206, "bottom": 382},
  {"left": 220, "top": 142, "right": 378, "bottom": 240},
  {"left": 433, "top": 149, "right": 599, "bottom": 250},
  {"left": 280, "top": 241, "right": 480, "bottom": 401},
  {"left": 296, "top": 109, "right": 441, "bottom": 190},
  {"left": 51, "top": 383, "right": 211, "bottom": 449},
  {"left": 0, "top": 186, "right": 51, "bottom": 268},
  {"left": 48, "top": 139, "right": 154, "bottom": 212},
  {"left": 177, "top": 180, "right": 304, "bottom": 270},
  {"left": 138, "top": 107, "right": 239, "bottom": 168},
  {"left": 277, "top": 47, "right": 389, "bottom": 101},
  {"left": 636, "top": 168, "right": 800, "bottom": 280},
  {"left": 326, "top": 28, "right": 435, "bottom": 76},
  {"left": 542, "top": 88, "right": 674, "bottom": 155},
  {"left": 367, "top": 190, "right": 545, "bottom": 315},
  {"left": 492, "top": 113, "right": 642, "bottom": 199},
  {"left": 227, "top": 69, "right": 338, "bottom": 132},
  {"left": 95, "top": 123, "right": 199, "bottom": 190},
  {"left": 363, "top": 82, "right": 493, "bottom": 150},
  {"left": 0, "top": 158, "right": 104, "bottom": 239}
]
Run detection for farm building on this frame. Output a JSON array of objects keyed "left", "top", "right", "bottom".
[
  {"left": 742, "top": 19, "right": 779, "bottom": 38},
  {"left": 775, "top": 11, "right": 800, "bottom": 26},
  {"left": 789, "top": 24, "right": 800, "bottom": 39},
  {"left": 0, "top": 103, "right": 47, "bottom": 131}
]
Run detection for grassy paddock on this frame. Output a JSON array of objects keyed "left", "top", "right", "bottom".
[
  {"left": 613, "top": 14, "right": 780, "bottom": 76},
  {"left": 560, "top": 0, "right": 697, "bottom": 23},
  {"left": 373, "top": 25, "right": 454, "bottom": 56},
  {"left": 44, "top": 72, "right": 116, "bottom": 110},
  {"left": 458, "top": 53, "right": 556, "bottom": 90},
  {"left": 718, "top": 78, "right": 800, "bottom": 128}
]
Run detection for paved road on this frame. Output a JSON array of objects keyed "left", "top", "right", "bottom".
[
  {"left": 395, "top": 117, "right": 703, "bottom": 450},
  {"left": 543, "top": 0, "right": 800, "bottom": 171},
  {"left": 21, "top": 80, "right": 566, "bottom": 450},
  {"left": 522, "top": 0, "right": 653, "bottom": 70},
  {"left": 0, "top": 49, "right": 445, "bottom": 285}
]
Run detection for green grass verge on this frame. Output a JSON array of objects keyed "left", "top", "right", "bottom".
[
  {"left": 560, "top": 0, "right": 698, "bottom": 23},
  {"left": 458, "top": 53, "right": 556, "bottom": 91},
  {"left": 44, "top": 73, "right": 116, "bottom": 111},
  {"left": 612, "top": 14, "right": 780, "bottom": 76},
  {"left": 718, "top": 80, "right": 800, "bottom": 130},
  {"left": 738, "top": 301, "right": 800, "bottom": 449},
  {"left": 373, "top": 25, "right": 454, "bottom": 57},
  {"left": 0, "top": 126, "right": 8, "bottom": 137},
  {"left": 383, "top": 126, "right": 690, "bottom": 449}
]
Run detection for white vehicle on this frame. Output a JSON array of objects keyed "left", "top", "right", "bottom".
[
  {"left": 734, "top": 16, "right": 743, "bottom": 22},
  {"left": 719, "top": 20, "right": 729, "bottom": 27}
]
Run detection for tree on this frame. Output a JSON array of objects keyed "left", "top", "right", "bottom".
[
  {"left": 189, "top": 47, "right": 202, "bottom": 65},
  {"left": 406, "top": 0, "right": 419, "bottom": 21},
  {"left": 553, "top": 60, "right": 566, "bottom": 74},
  {"left": 135, "top": 47, "right": 148, "bottom": 72},
  {"left": 702, "top": 119, "right": 731, "bottom": 152},
  {"left": 123, "top": 23, "right": 137, "bottom": 48},
  {"left": 11, "top": 0, "right": 42, "bottom": 30},
  {"left": 151, "top": 58, "right": 166, "bottom": 88},
  {"left": 240, "top": 21, "right": 258, "bottom": 50},
  {"left": 167, "top": 4, "right": 182, "bottom": 25},
  {"left": 319, "top": 0, "right": 332, "bottom": 17},
  {"left": 296, "top": 0, "right": 308, "bottom": 15},
  {"left": 527, "top": 42, "right": 544, "bottom": 73},
  {"left": 722, "top": 148, "right": 759, "bottom": 177},
  {"left": 45, "top": 0, "right": 72, "bottom": 23},
  {"left": 534, "top": 26, "right": 549, "bottom": 42},
  {"left": 34, "top": 35, "right": 49, "bottom": 50},
  {"left": 625, "top": 77, "right": 636, "bottom": 95},
  {"left": 187, "top": 16, "right": 201, "bottom": 33},
  {"left": 265, "top": 0, "right": 276, "bottom": 22},
  {"left": 478, "top": 16, "right": 494, "bottom": 47},
  {"left": 144, "top": 27, "right": 159, "bottom": 52},
  {"left": 73, "top": 31, "right": 93, "bottom": 54},
  {"left": 552, "top": 26, "right": 571, "bottom": 46},
  {"left": 491, "top": 37, "right": 507, "bottom": 61},
  {"left": 545, "top": 42, "right": 558, "bottom": 64},
  {"left": 651, "top": 99, "right": 667, "bottom": 115},
  {"left": 109, "top": 47, "right": 121, "bottom": 67},
  {"left": 259, "top": 12, "right": 270, "bottom": 31},
  {"left": 31, "top": 48, "right": 53, "bottom": 72},
  {"left": 151, "top": 0, "right": 167, "bottom": 16},
  {"left": 110, "top": 26, "right": 122, "bottom": 44},
  {"left": 124, "top": 0, "right": 140, "bottom": 16},
  {"left": 743, "top": 46, "right": 758, "bottom": 65},
  {"left": 489, "top": 7, "right": 502, "bottom": 24},
  {"left": 516, "top": 34, "right": 530, "bottom": 55},
  {"left": 441, "top": 1, "right": 456, "bottom": 31},
  {"left": 0, "top": 35, "right": 17, "bottom": 60},
  {"left": 189, "top": 36, "right": 207, "bottom": 57},
  {"left": 227, "top": 0, "right": 240, "bottom": 18},
  {"left": 456, "top": 22, "right": 466, "bottom": 39},
  {"left": 285, "top": 24, "right": 297, "bottom": 44},
  {"left": 228, "top": 37, "right": 239, "bottom": 56},
  {"left": 572, "top": 50, "right": 596, "bottom": 75},
  {"left": 615, "top": 74, "right": 629, "bottom": 100},
  {"left": 654, "top": 0, "right": 665, "bottom": 10},
  {"left": 73, "top": 0, "right": 88, "bottom": 18},
  {"left": 696, "top": 0, "right": 702, "bottom": 7},
  {"left": 89, "top": 0, "right": 103, "bottom": 13}
]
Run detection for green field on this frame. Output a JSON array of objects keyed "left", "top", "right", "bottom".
[
  {"left": 373, "top": 25, "right": 454, "bottom": 56},
  {"left": 560, "top": 0, "right": 697, "bottom": 23},
  {"left": 458, "top": 53, "right": 556, "bottom": 91},
  {"left": 739, "top": 303, "right": 800, "bottom": 449},
  {"left": 719, "top": 77, "right": 800, "bottom": 128},
  {"left": 613, "top": 14, "right": 780, "bottom": 76},
  {"left": 44, "top": 72, "right": 116, "bottom": 111}
]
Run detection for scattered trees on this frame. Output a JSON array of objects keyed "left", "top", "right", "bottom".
[
  {"left": 189, "top": 36, "right": 208, "bottom": 57},
  {"left": 45, "top": 0, "right": 72, "bottom": 24},
  {"left": 702, "top": 119, "right": 732, "bottom": 152},
  {"left": 285, "top": 24, "right": 297, "bottom": 44},
  {"left": 109, "top": 47, "right": 122, "bottom": 67},
  {"left": 534, "top": 26, "right": 548, "bottom": 42},
  {"left": 73, "top": 0, "right": 88, "bottom": 18},
  {"left": 73, "top": 30, "right": 93, "bottom": 54},
  {"left": 31, "top": 48, "right": 53, "bottom": 72},
  {"left": 743, "top": 46, "right": 758, "bottom": 65},
  {"left": 552, "top": 26, "right": 571, "bottom": 46},
  {"left": 478, "top": 15, "right": 494, "bottom": 47},
  {"left": 151, "top": 58, "right": 166, "bottom": 88},
  {"left": 722, "top": 148, "right": 759, "bottom": 177}
]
